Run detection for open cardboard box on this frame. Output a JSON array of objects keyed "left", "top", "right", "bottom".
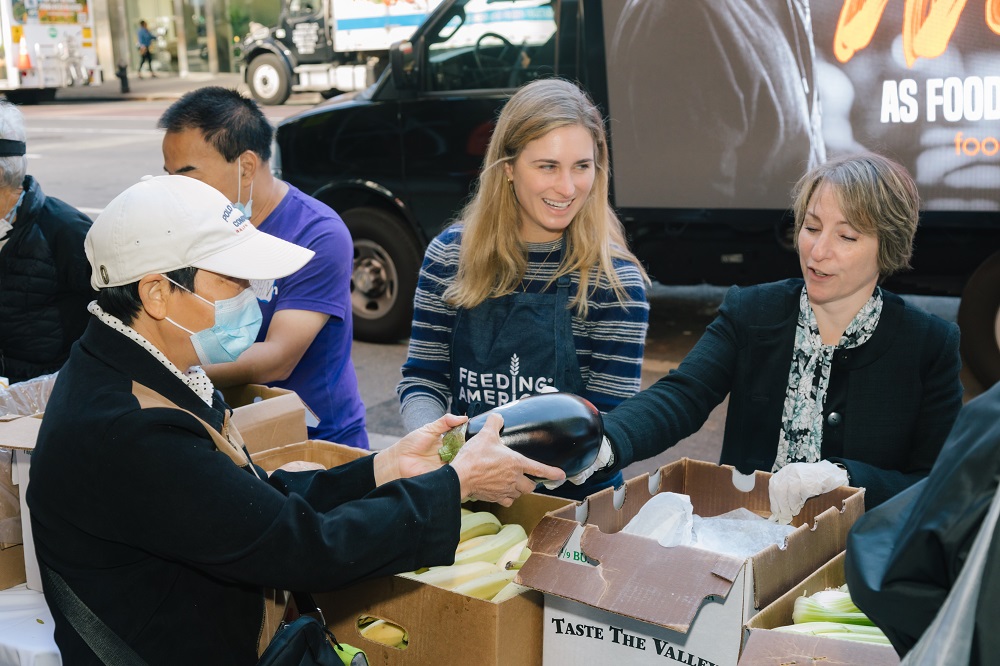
[
  {"left": 256, "top": 437, "right": 573, "bottom": 666},
  {"left": 223, "top": 384, "right": 317, "bottom": 454},
  {"left": 739, "top": 551, "right": 900, "bottom": 666},
  {"left": 516, "top": 458, "right": 865, "bottom": 666},
  {"left": 314, "top": 493, "right": 571, "bottom": 666}
]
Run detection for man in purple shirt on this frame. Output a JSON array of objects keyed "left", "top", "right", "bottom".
[{"left": 158, "top": 87, "right": 367, "bottom": 447}]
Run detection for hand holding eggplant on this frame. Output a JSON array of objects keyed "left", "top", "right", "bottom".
[{"left": 450, "top": 414, "right": 566, "bottom": 507}]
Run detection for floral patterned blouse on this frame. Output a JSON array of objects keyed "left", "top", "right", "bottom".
[{"left": 772, "top": 286, "right": 883, "bottom": 471}]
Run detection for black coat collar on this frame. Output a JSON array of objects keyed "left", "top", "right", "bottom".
[{"left": 79, "top": 316, "right": 227, "bottom": 432}]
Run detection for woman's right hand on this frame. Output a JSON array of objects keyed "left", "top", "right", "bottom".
[{"left": 450, "top": 414, "right": 566, "bottom": 506}]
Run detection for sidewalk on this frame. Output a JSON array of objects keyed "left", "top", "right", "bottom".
[{"left": 51, "top": 71, "right": 247, "bottom": 103}]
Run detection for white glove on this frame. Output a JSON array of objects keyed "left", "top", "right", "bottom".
[
  {"left": 768, "top": 460, "right": 849, "bottom": 525},
  {"left": 541, "top": 436, "right": 614, "bottom": 490}
]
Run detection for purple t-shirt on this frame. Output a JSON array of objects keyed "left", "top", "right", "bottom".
[{"left": 254, "top": 185, "right": 367, "bottom": 448}]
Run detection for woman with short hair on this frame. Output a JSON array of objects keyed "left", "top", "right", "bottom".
[{"left": 592, "top": 152, "right": 963, "bottom": 511}]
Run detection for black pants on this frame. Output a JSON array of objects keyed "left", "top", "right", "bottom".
[{"left": 138, "top": 48, "right": 153, "bottom": 73}]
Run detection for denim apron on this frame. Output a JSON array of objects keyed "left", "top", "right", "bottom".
[{"left": 449, "top": 274, "right": 622, "bottom": 500}]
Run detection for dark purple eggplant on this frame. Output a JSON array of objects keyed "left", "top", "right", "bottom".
[{"left": 438, "top": 392, "right": 603, "bottom": 477}]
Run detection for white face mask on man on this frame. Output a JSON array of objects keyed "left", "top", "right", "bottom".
[{"left": 163, "top": 276, "right": 263, "bottom": 365}]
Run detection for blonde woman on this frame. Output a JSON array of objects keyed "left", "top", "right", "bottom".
[{"left": 398, "top": 78, "right": 650, "bottom": 499}]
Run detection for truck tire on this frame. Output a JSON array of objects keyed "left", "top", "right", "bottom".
[
  {"left": 344, "top": 206, "right": 423, "bottom": 343},
  {"left": 4, "top": 89, "right": 53, "bottom": 105},
  {"left": 957, "top": 250, "right": 1000, "bottom": 388},
  {"left": 248, "top": 53, "right": 291, "bottom": 106}
]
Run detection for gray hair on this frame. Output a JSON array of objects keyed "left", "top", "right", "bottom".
[{"left": 0, "top": 101, "right": 28, "bottom": 191}]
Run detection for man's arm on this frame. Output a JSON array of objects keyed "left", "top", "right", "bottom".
[{"left": 203, "top": 308, "right": 328, "bottom": 387}]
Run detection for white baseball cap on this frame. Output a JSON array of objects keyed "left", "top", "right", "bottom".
[{"left": 86, "top": 175, "right": 315, "bottom": 289}]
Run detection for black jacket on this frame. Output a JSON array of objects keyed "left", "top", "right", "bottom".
[
  {"left": 845, "top": 381, "right": 1000, "bottom": 663},
  {"left": 603, "top": 279, "right": 963, "bottom": 507},
  {"left": 0, "top": 175, "right": 95, "bottom": 383},
  {"left": 28, "top": 317, "right": 461, "bottom": 665}
]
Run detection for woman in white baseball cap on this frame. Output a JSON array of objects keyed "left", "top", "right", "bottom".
[{"left": 28, "top": 175, "right": 563, "bottom": 664}]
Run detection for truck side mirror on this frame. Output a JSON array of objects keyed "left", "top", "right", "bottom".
[{"left": 389, "top": 39, "right": 417, "bottom": 91}]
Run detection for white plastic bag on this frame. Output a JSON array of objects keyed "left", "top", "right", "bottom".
[
  {"left": 621, "top": 492, "right": 694, "bottom": 547},
  {"left": 901, "top": 482, "right": 1000, "bottom": 664}
]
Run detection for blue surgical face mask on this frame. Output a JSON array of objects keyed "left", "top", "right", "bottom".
[
  {"left": 164, "top": 277, "right": 262, "bottom": 365},
  {"left": 235, "top": 162, "right": 253, "bottom": 219}
]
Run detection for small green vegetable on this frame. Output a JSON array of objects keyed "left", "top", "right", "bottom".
[
  {"left": 792, "top": 588, "right": 874, "bottom": 626},
  {"left": 439, "top": 423, "right": 468, "bottom": 463}
]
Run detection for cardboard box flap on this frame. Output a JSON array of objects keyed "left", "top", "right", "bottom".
[
  {"left": 223, "top": 385, "right": 311, "bottom": 454},
  {"left": 749, "top": 488, "right": 863, "bottom": 610},
  {"left": 738, "top": 630, "right": 900, "bottom": 666},
  {"left": 0, "top": 415, "right": 43, "bottom": 452},
  {"left": 519, "top": 514, "right": 745, "bottom": 632}
]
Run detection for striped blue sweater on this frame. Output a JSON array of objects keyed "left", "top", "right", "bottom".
[{"left": 398, "top": 225, "right": 649, "bottom": 429}]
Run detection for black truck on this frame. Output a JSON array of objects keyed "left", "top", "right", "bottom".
[{"left": 272, "top": 0, "right": 1000, "bottom": 388}]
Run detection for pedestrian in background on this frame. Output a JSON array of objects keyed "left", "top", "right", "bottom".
[
  {"left": 0, "top": 99, "right": 96, "bottom": 385},
  {"left": 398, "top": 78, "right": 650, "bottom": 500},
  {"left": 136, "top": 20, "right": 155, "bottom": 78},
  {"left": 159, "top": 87, "right": 369, "bottom": 448}
]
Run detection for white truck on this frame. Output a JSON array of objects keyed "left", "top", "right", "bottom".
[
  {"left": 0, "top": 0, "right": 101, "bottom": 104},
  {"left": 241, "top": 0, "right": 444, "bottom": 105}
]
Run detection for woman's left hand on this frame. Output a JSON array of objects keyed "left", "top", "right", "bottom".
[{"left": 374, "top": 413, "right": 469, "bottom": 485}]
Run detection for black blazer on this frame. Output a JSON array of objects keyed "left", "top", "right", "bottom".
[{"left": 604, "top": 279, "right": 963, "bottom": 507}]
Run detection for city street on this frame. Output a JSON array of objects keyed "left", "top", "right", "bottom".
[{"left": 18, "top": 92, "right": 973, "bottom": 479}]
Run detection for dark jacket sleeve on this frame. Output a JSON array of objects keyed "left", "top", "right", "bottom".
[
  {"left": 91, "top": 409, "right": 461, "bottom": 594},
  {"left": 834, "top": 316, "right": 963, "bottom": 507},
  {"left": 603, "top": 285, "right": 743, "bottom": 468},
  {"left": 845, "top": 382, "right": 1000, "bottom": 662}
]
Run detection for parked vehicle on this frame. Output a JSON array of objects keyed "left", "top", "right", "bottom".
[
  {"left": 241, "top": 0, "right": 444, "bottom": 105},
  {"left": 0, "top": 0, "right": 102, "bottom": 104},
  {"left": 273, "top": 0, "right": 1000, "bottom": 388}
]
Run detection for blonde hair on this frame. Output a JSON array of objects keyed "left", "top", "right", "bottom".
[
  {"left": 792, "top": 152, "right": 919, "bottom": 278},
  {"left": 444, "top": 78, "right": 648, "bottom": 315}
]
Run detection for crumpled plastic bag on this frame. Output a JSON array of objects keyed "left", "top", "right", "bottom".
[
  {"left": 622, "top": 496, "right": 795, "bottom": 558},
  {"left": 0, "top": 372, "right": 57, "bottom": 418},
  {"left": 691, "top": 508, "right": 796, "bottom": 559},
  {"left": 621, "top": 492, "right": 694, "bottom": 547}
]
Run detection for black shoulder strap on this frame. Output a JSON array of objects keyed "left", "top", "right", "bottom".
[{"left": 40, "top": 560, "right": 149, "bottom": 666}]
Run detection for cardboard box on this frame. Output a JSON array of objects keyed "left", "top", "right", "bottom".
[
  {"left": 516, "top": 458, "right": 864, "bottom": 666},
  {"left": 252, "top": 439, "right": 370, "bottom": 472},
  {"left": 739, "top": 551, "right": 900, "bottom": 666},
  {"left": 305, "top": 487, "right": 571, "bottom": 666},
  {"left": 251, "top": 438, "right": 570, "bottom": 665},
  {"left": 223, "top": 384, "right": 317, "bottom": 454},
  {"left": 0, "top": 415, "right": 43, "bottom": 590}
]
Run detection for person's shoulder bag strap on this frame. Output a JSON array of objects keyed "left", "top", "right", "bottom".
[{"left": 40, "top": 560, "right": 149, "bottom": 666}]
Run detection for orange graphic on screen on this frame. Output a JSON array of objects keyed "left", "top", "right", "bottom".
[{"left": 834, "top": 0, "right": 997, "bottom": 66}]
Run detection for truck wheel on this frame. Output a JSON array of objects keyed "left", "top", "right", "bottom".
[
  {"left": 4, "top": 89, "right": 45, "bottom": 105},
  {"left": 344, "top": 206, "right": 423, "bottom": 343},
  {"left": 957, "top": 250, "right": 1000, "bottom": 388},
  {"left": 248, "top": 53, "right": 291, "bottom": 105}
]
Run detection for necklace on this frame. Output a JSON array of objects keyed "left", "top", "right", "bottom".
[{"left": 520, "top": 241, "right": 560, "bottom": 293}]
